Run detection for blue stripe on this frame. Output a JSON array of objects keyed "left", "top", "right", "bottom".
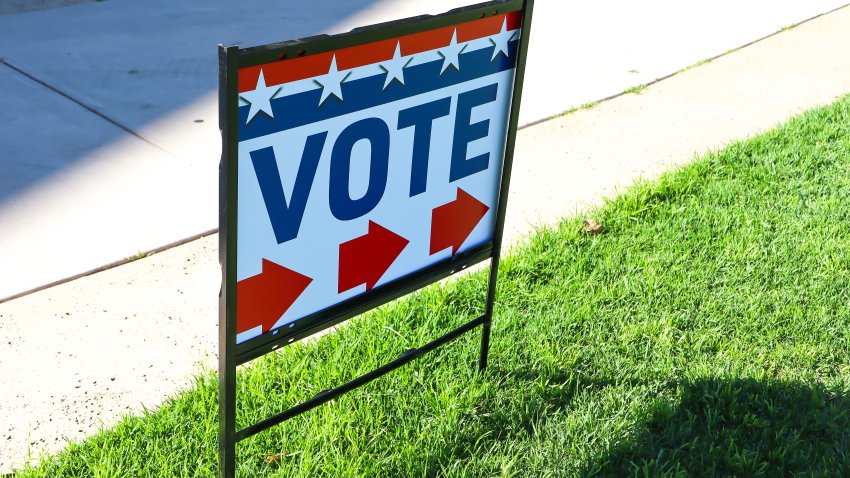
[{"left": 238, "top": 40, "right": 519, "bottom": 143}]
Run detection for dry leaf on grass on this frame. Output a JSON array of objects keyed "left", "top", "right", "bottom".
[
  {"left": 583, "top": 219, "right": 605, "bottom": 234},
  {"left": 265, "top": 454, "right": 283, "bottom": 464}
]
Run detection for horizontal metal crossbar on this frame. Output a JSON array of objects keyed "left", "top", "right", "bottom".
[{"left": 235, "top": 314, "right": 485, "bottom": 441}]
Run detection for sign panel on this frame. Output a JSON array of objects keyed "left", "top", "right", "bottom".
[
  {"left": 231, "top": 9, "right": 524, "bottom": 347},
  {"left": 219, "top": 2, "right": 534, "bottom": 475}
]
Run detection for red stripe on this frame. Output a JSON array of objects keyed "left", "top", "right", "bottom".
[{"left": 238, "top": 11, "right": 521, "bottom": 93}]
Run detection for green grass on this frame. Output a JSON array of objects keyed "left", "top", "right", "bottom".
[
  {"left": 623, "top": 84, "right": 647, "bottom": 95},
  {"left": 125, "top": 251, "right": 147, "bottom": 262},
  {"left": 675, "top": 58, "right": 712, "bottom": 76},
  {"left": 555, "top": 100, "right": 600, "bottom": 119},
  {"left": 555, "top": 83, "right": 647, "bottom": 119},
  {"left": 17, "top": 95, "right": 850, "bottom": 477}
]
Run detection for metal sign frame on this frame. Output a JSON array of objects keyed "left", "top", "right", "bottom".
[{"left": 218, "top": 1, "right": 534, "bottom": 475}]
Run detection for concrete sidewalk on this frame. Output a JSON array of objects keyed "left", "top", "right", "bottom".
[
  {"left": 0, "top": 0, "right": 845, "bottom": 301},
  {"left": 3, "top": 2, "right": 850, "bottom": 474}
]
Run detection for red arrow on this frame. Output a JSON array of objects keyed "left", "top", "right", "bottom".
[
  {"left": 430, "top": 188, "right": 490, "bottom": 255},
  {"left": 236, "top": 259, "right": 312, "bottom": 335},
  {"left": 339, "top": 220, "right": 409, "bottom": 293}
]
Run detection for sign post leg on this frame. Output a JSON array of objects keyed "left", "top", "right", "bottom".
[
  {"left": 480, "top": 0, "right": 535, "bottom": 373},
  {"left": 218, "top": 354, "right": 236, "bottom": 478},
  {"left": 218, "top": 41, "right": 239, "bottom": 478},
  {"left": 479, "top": 255, "right": 500, "bottom": 372}
]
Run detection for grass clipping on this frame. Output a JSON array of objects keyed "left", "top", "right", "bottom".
[{"left": 19, "top": 96, "right": 850, "bottom": 477}]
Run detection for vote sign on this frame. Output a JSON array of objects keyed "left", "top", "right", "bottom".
[{"left": 224, "top": 7, "right": 525, "bottom": 351}]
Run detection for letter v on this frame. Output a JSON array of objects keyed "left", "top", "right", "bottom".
[{"left": 249, "top": 132, "right": 327, "bottom": 244}]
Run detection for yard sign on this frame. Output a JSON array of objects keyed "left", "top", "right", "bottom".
[{"left": 218, "top": 1, "right": 533, "bottom": 475}]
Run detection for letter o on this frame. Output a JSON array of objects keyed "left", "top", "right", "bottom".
[{"left": 329, "top": 118, "right": 391, "bottom": 221}]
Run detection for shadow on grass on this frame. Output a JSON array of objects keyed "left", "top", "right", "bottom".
[{"left": 584, "top": 377, "right": 850, "bottom": 477}]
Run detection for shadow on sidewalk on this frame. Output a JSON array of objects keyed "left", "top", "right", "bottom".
[{"left": 0, "top": 0, "right": 387, "bottom": 207}]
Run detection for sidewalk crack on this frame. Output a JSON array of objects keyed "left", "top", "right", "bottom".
[{"left": 0, "top": 59, "right": 171, "bottom": 154}]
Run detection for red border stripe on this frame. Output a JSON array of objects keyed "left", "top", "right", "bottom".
[{"left": 238, "top": 12, "right": 521, "bottom": 93}]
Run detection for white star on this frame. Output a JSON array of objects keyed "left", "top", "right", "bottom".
[
  {"left": 490, "top": 17, "right": 517, "bottom": 61},
  {"left": 239, "top": 69, "right": 281, "bottom": 124},
  {"left": 379, "top": 42, "right": 413, "bottom": 90},
  {"left": 314, "top": 55, "right": 351, "bottom": 106},
  {"left": 438, "top": 30, "right": 466, "bottom": 74}
]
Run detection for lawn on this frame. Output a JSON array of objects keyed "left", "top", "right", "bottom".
[{"left": 17, "top": 95, "right": 850, "bottom": 477}]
